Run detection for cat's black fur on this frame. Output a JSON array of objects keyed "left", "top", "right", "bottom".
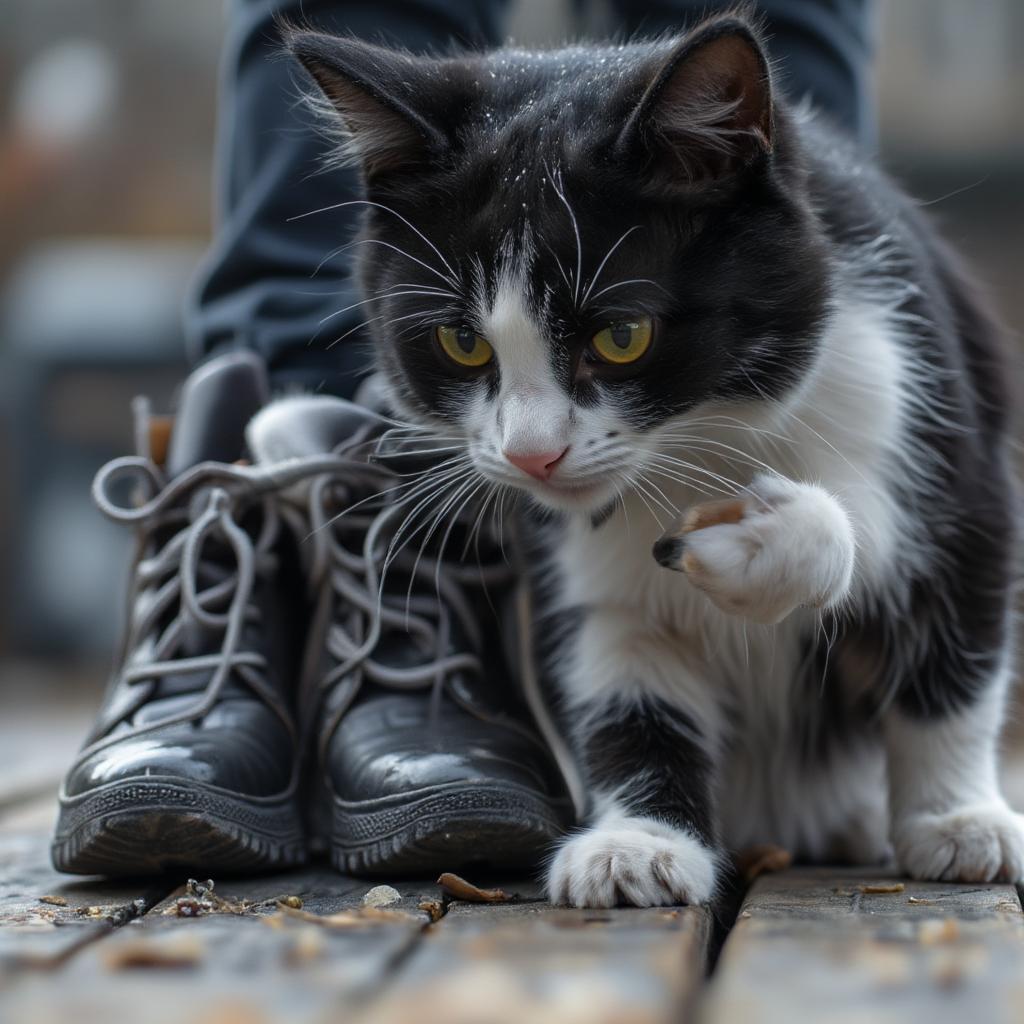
[{"left": 285, "top": 12, "right": 1022, "bottom": 904}]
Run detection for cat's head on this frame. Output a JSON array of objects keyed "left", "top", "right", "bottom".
[{"left": 289, "top": 13, "right": 831, "bottom": 515}]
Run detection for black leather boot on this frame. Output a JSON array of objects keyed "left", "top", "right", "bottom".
[
  {"left": 250, "top": 395, "right": 575, "bottom": 876},
  {"left": 53, "top": 353, "right": 312, "bottom": 875}
]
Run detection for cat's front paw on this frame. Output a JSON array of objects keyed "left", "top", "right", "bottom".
[
  {"left": 546, "top": 819, "right": 717, "bottom": 908},
  {"left": 653, "top": 474, "right": 854, "bottom": 624},
  {"left": 894, "top": 802, "right": 1024, "bottom": 883}
]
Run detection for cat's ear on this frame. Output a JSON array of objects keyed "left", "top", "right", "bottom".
[
  {"left": 617, "top": 17, "right": 773, "bottom": 184},
  {"left": 287, "top": 31, "right": 449, "bottom": 179}
]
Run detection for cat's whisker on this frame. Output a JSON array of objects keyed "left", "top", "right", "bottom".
[
  {"left": 493, "top": 486, "right": 512, "bottom": 562},
  {"left": 378, "top": 465, "right": 478, "bottom": 605},
  {"left": 770, "top": 404, "right": 871, "bottom": 486},
  {"left": 667, "top": 417, "right": 798, "bottom": 455},
  {"left": 312, "top": 234, "right": 460, "bottom": 291},
  {"left": 348, "top": 237, "right": 460, "bottom": 289},
  {"left": 402, "top": 470, "right": 483, "bottom": 626},
  {"left": 378, "top": 443, "right": 465, "bottom": 459},
  {"left": 463, "top": 480, "right": 499, "bottom": 563},
  {"left": 323, "top": 313, "right": 390, "bottom": 349},
  {"left": 288, "top": 198, "right": 461, "bottom": 288},
  {"left": 311, "top": 477, "right": 419, "bottom": 535},
  {"left": 586, "top": 277, "right": 667, "bottom": 304},
  {"left": 645, "top": 463, "right": 737, "bottom": 499},
  {"left": 431, "top": 475, "right": 490, "bottom": 603},
  {"left": 304, "top": 453, "right": 470, "bottom": 540},
  {"left": 547, "top": 164, "right": 584, "bottom": 307},
  {"left": 634, "top": 472, "right": 680, "bottom": 517},
  {"left": 386, "top": 459, "right": 474, "bottom": 520},
  {"left": 328, "top": 307, "right": 453, "bottom": 351},
  {"left": 614, "top": 481, "right": 632, "bottom": 538},
  {"left": 315, "top": 285, "right": 454, "bottom": 330},
  {"left": 580, "top": 224, "right": 643, "bottom": 308},
  {"left": 646, "top": 452, "right": 744, "bottom": 496},
  {"left": 373, "top": 460, "right": 473, "bottom": 524},
  {"left": 629, "top": 474, "right": 672, "bottom": 528},
  {"left": 657, "top": 434, "right": 780, "bottom": 478},
  {"left": 716, "top": 354, "right": 871, "bottom": 486},
  {"left": 316, "top": 293, "right": 383, "bottom": 327},
  {"left": 547, "top": 245, "right": 574, "bottom": 296},
  {"left": 387, "top": 280, "right": 461, "bottom": 296},
  {"left": 382, "top": 434, "right": 468, "bottom": 447}
]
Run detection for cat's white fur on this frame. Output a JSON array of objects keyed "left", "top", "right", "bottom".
[
  {"left": 547, "top": 807, "right": 719, "bottom": 907},
  {"left": 458, "top": 263, "right": 1022, "bottom": 905},
  {"left": 254, "top": 249, "right": 1022, "bottom": 907}
]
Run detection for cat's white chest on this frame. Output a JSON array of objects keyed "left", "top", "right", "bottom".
[
  {"left": 570, "top": 530, "right": 712, "bottom": 644},
  {"left": 553, "top": 498, "right": 807, "bottom": 700},
  {"left": 556, "top": 496, "right": 789, "bottom": 634},
  {"left": 552, "top": 499, "right": 886, "bottom": 858}
]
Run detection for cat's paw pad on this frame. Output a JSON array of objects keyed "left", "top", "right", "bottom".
[
  {"left": 652, "top": 475, "right": 854, "bottom": 624},
  {"left": 894, "top": 802, "right": 1024, "bottom": 883},
  {"left": 546, "top": 824, "right": 717, "bottom": 908}
]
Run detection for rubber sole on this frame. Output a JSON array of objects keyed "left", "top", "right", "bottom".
[
  {"left": 331, "top": 782, "right": 569, "bottom": 876},
  {"left": 52, "top": 778, "right": 306, "bottom": 876}
]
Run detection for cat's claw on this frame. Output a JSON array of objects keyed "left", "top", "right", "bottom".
[
  {"left": 546, "top": 820, "right": 717, "bottom": 908},
  {"left": 894, "top": 802, "right": 1024, "bottom": 884},
  {"left": 653, "top": 474, "right": 855, "bottom": 624}
]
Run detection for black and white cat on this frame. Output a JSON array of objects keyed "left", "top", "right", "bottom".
[{"left": 283, "top": 12, "right": 1024, "bottom": 907}]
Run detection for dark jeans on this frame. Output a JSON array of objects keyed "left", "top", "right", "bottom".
[{"left": 187, "top": 0, "right": 874, "bottom": 395}]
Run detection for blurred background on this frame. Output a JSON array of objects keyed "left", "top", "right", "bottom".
[{"left": 0, "top": 0, "right": 1021, "bottom": 804}]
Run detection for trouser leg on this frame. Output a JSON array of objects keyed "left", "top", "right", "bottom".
[
  {"left": 607, "top": 0, "right": 875, "bottom": 144},
  {"left": 186, "top": 0, "right": 509, "bottom": 394}
]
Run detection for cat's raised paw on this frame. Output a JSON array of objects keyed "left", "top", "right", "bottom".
[
  {"left": 653, "top": 474, "right": 854, "bottom": 624},
  {"left": 894, "top": 802, "right": 1024, "bottom": 883},
  {"left": 546, "top": 822, "right": 717, "bottom": 908}
]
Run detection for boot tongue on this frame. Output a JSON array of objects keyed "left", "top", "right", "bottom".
[
  {"left": 246, "top": 394, "right": 441, "bottom": 477},
  {"left": 247, "top": 395, "right": 391, "bottom": 464},
  {"left": 165, "top": 352, "right": 269, "bottom": 477}
]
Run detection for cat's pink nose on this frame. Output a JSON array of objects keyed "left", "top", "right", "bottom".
[{"left": 504, "top": 447, "right": 567, "bottom": 481}]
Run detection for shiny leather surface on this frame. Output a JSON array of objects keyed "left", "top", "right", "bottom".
[
  {"left": 313, "top": 412, "right": 572, "bottom": 817},
  {"left": 63, "top": 353, "right": 301, "bottom": 805},
  {"left": 65, "top": 542, "right": 301, "bottom": 801},
  {"left": 326, "top": 691, "right": 564, "bottom": 802},
  {"left": 65, "top": 699, "right": 294, "bottom": 798}
]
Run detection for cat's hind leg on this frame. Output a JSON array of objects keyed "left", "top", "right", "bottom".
[
  {"left": 878, "top": 443, "right": 1023, "bottom": 884},
  {"left": 886, "top": 674, "right": 1024, "bottom": 883}
]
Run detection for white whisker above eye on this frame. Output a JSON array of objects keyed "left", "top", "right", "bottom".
[
  {"left": 324, "top": 313, "right": 390, "bottom": 349},
  {"left": 580, "top": 224, "right": 643, "bottom": 308},
  {"left": 356, "top": 238, "right": 460, "bottom": 288},
  {"left": 585, "top": 277, "right": 666, "bottom": 304},
  {"left": 289, "top": 198, "right": 461, "bottom": 287},
  {"left": 546, "top": 163, "right": 583, "bottom": 308}
]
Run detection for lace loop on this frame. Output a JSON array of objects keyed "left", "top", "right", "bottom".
[
  {"left": 81, "top": 456, "right": 333, "bottom": 757},
  {"left": 294, "top": 435, "right": 515, "bottom": 720},
  {"left": 83, "top": 425, "right": 512, "bottom": 762}
]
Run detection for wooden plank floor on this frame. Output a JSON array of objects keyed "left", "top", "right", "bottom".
[
  {"left": 2, "top": 675, "right": 1024, "bottom": 1024},
  {"left": 702, "top": 870, "right": 1024, "bottom": 1024},
  {"left": 3, "top": 793, "right": 1023, "bottom": 1024}
]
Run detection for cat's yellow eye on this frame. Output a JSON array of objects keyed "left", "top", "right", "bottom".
[
  {"left": 435, "top": 325, "right": 494, "bottom": 368},
  {"left": 590, "top": 317, "right": 653, "bottom": 365}
]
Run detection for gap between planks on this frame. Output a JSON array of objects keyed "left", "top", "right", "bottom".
[
  {"left": 1, "top": 853, "right": 712, "bottom": 1024},
  {"left": 6, "top": 829, "right": 1024, "bottom": 1024},
  {"left": 700, "top": 867, "right": 1024, "bottom": 1024}
]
